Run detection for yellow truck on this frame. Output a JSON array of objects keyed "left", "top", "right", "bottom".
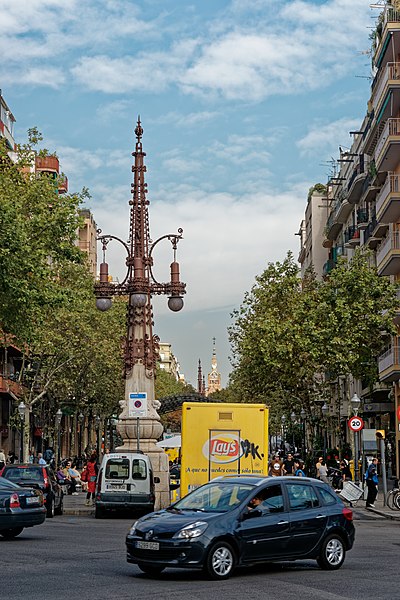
[{"left": 180, "top": 402, "right": 269, "bottom": 496}]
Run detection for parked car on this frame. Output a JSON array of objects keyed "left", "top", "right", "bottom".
[
  {"left": 0, "top": 464, "right": 64, "bottom": 518},
  {"left": 0, "top": 477, "right": 46, "bottom": 538},
  {"left": 95, "top": 452, "right": 159, "bottom": 518},
  {"left": 126, "top": 475, "right": 355, "bottom": 579}
]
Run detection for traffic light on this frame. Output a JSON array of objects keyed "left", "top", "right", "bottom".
[{"left": 376, "top": 430, "right": 385, "bottom": 439}]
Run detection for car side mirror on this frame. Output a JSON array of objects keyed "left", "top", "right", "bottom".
[
  {"left": 242, "top": 508, "right": 262, "bottom": 520},
  {"left": 154, "top": 476, "right": 160, "bottom": 484}
]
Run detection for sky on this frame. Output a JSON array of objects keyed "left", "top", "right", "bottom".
[{"left": 1, "top": 0, "right": 381, "bottom": 388}]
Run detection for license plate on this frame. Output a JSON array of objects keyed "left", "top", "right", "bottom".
[
  {"left": 26, "top": 496, "right": 39, "bottom": 505},
  {"left": 135, "top": 541, "right": 159, "bottom": 550},
  {"left": 106, "top": 483, "right": 126, "bottom": 491}
]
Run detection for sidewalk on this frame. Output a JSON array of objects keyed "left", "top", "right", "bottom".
[
  {"left": 63, "top": 491, "right": 94, "bottom": 516},
  {"left": 350, "top": 490, "right": 400, "bottom": 521}
]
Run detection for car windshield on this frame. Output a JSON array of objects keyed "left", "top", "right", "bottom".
[
  {"left": 3, "top": 467, "right": 43, "bottom": 481},
  {"left": 172, "top": 482, "right": 253, "bottom": 513}
]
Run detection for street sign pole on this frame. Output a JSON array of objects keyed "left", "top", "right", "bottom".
[
  {"left": 354, "top": 429, "right": 360, "bottom": 485},
  {"left": 348, "top": 416, "right": 364, "bottom": 485}
]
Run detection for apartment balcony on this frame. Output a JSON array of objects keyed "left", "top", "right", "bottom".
[
  {"left": 375, "top": 118, "right": 400, "bottom": 172},
  {"left": 362, "top": 215, "right": 387, "bottom": 249},
  {"left": 356, "top": 207, "right": 369, "bottom": 230},
  {"left": 0, "top": 374, "right": 23, "bottom": 397},
  {"left": 374, "top": 8, "right": 400, "bottom": 69},
  {"left": 347, "top": 158, "right": 368, "bottom": 204},
  {"left": 376, "top": 228, "right": 400, "bottom": 276},
  {"left": 344, "top": 225, "right": 360, "bottom": 248},
  {"left": 58, "top": 175, "right": 68, "bottom": 194},
  {"left": 35, "top": 155, "right": 60, "bottom": 174},
  {"left": 376, "top": 172, "right": 400, "bottom": 223},
  {"left": 325, "top": 208, "right": 343, "bottom": 240},
  {"left": 378, "top": 340, "right": 400, "bottom": 383},
  {"left": 371, "top": 62, "right": 400, "bottom": 120},
  {"left": 335, "top": 195, "right": 353, "bottom": 224}
]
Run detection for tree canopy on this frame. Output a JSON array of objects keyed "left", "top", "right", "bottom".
[{"left": 228, "top": 251, "right": 398, "bottom": 428}]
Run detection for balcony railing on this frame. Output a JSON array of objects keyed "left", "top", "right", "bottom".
[
  {"left": 35, "top": 155, "right": 60, "bottom": 173},
  {"left": 357, "top": 208, "right": 368, "bottom": 224},
  {"left": 378, "top": 342, "right": 400, "bottom": 376},
  {"left": 376, "top": 172, "right": 400, "bottom": 214},
  {"left": 376, "top": 229, "right": 400, "bottom": 265},
  {"left": 375, "top": 118, "right": 400, "bottom": 160},
  {"left": 372, "top": 62, "right": 400, "bottom": 108}
]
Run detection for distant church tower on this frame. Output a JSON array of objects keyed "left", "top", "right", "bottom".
[{"left": 206, "top": 338, "right": 221, "bottom": 396}]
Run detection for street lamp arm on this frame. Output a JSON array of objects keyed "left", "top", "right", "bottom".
[{"left": 97, "top": 233, "right": 131, "bottom": 288}]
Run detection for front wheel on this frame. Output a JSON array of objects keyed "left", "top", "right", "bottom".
[
  {"left": 317, "top": 534, "right": 346, "bottom": 570},
  {"left": 137, "top": 563, "right": 165, "bottom": 576},
  {"left": 204, "top": 541, "right": 236, "bottom": 580},
  {"left": 0, "top": 527, "right": 24, "bottom": 539}
]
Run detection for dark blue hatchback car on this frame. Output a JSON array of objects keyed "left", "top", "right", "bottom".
[{"left": 126, "top": 475, "right": 355, "bottom": 579}]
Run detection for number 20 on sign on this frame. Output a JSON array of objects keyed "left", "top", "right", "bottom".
[{"left": 348, "top": 416, "right": 364, "bottom": 432}]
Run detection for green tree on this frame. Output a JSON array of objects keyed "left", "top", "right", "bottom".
[{"left": 228, "top": 250, "right": 398, "bottom": 431}]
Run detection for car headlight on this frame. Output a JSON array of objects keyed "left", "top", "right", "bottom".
[
  {"left": 129, "top": 523, "right": 138, "bottom": 536},
  {"left": 174, "top": 521, "right": 208, "bottom": 539}
]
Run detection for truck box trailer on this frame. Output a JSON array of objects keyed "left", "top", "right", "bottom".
[{"left": 180, "top": 402, "right": 269, "bottom": 496}]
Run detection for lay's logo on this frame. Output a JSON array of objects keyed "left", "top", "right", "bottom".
[{"left": 202, "top": 433, "right": 244, "bottom": 464}]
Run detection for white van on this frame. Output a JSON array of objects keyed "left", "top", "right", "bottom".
[{"left": 95, "top": 452, "right": 159, "bottom": 518}]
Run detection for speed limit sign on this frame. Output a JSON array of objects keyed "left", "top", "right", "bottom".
[{"left": 348, "top": 416, "right": 364, "bottom": 432}]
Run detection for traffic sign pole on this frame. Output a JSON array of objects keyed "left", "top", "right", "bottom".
[{"left": 348, "top": 416, "right": 364, "bottom": 485}]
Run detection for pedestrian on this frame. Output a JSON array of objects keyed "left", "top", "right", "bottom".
[
  {"left": 268, "top": 454, "right": 284, "bottom": 477},
  {"left": 294, "top": 459, "right": 306, "bottom": 477},
  {"left": 365, "top": 457, "right": 379, "bottom": 508},
  {"left": 0, "top": 448, "right": 6, "bottom": 470},
  {"left": 38, "top": 452, "right": 47, "bottom": 465},
  {"left": 283, "top": 452, "right": 295, "bottom": 475},
  {"left": 7, "top": 451, "right": 17, "bottom": 464},
  {"left": 85, "top": 453, "right": 98, "bottom": 506},
  {"left": 340, "top": 460, "right": 352, "bottom": 482},
  {"left": 315, "top": 456, "right": 323, "bottom": 479},
  {"left": 318, "top": 460, "right": 331, "bottom": 486}
]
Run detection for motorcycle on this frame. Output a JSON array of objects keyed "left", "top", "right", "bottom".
[{"left": 327, "top": 466, "right": 343, "bottom": 490}]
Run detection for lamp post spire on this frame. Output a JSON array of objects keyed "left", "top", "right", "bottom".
[{"left": 94, "top": 118, "right": 186, "bottom": 508}]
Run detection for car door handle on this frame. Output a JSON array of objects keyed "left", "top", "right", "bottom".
[
  {"left": 316, "top": 515, "right": 326, "bottom": 519},
  {"left": 277, "top": 520, "right": 289, "bottom": 525}
]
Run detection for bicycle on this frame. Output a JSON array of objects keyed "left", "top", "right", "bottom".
[{"left": 386, "top": 479, "right": 400, "bottom": 510}]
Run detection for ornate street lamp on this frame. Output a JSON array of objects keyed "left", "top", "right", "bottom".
[
  {"left": 94, "top": 119, "right": 186, "bottom": 509},
  {"left": 281, "top": 415, "right": 286, "bottom": 451},
  {"left": 350, "top": 393, "right": 361, "bottom": 484},
  {"left": 56, "top": 408, "right": 62, "bottom": 466},
  {"left": 95, "top": 415, "right": 101, "bottom": 458},
  {"left": 18, "top": 401, "right": 26, "bottom": 463},
  {"left": 300, "top": 408, "right": 306, "bottom": 457},
  {"left": 321, "top": 403, "right": 329, "bottom": 456},
  {"left": 78, "top": 412, "right": 84, "bottom": 461}
]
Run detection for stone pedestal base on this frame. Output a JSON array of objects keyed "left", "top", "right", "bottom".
[{"left": 116, "top": 418, "right": 170, "bottom": 510}]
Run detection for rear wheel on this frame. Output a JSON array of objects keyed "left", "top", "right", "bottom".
[
  {"left": 46, "top": 496, "right": 55, "bottom": 518},
  {"left": 0, "top": 527, "right": 24, "bottom": 539},
  {"left": 317, "top": 534, "right": 345, "bottom": 570},
  {"left": 137, "top": 563, "right": 165, "bottom": 576},
  {"left": 386, "top": 490, "right": 396, "bottom": 510},
  {"left": 204, "top": 541, "right": 236, "bottom": 580}
]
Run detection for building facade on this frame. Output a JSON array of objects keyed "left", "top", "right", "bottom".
[{"left": 298, "top": 3, "right": 400, "bottom": 477}]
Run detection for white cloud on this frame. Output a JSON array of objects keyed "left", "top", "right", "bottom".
[
  {"left": 91, "top": 182, "right": 305, "bottom": 315},
  {"left": 296, "top": 118, "right": 361, "bottom": 157},
  {"left": 0, "top": 66, "right": 66, "bottom": 88}
]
